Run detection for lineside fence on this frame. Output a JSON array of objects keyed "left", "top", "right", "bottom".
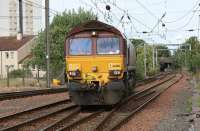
[
  {"left": 0, "top": 67, "right": 46, "bottom": 90},
  {"left": 0, "top": 66, "right": 66, "bottom": 90}
]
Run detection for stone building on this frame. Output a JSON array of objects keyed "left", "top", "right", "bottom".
[{"left": 0, "top": 35, "right": 35, "bottom": 78}]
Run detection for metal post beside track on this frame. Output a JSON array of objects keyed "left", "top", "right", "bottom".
[
  {"left": 45, "top": 0, "right": 50, "bottom": 88},
  {"left": 144, "top": 43, "right": 147, "bottom": 78}
]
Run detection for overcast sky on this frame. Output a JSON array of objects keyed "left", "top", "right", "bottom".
[{"left": 48, "top": 0, "right": 199, "bottom": 45}]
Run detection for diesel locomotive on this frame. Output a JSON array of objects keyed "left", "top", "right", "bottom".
[{"left": 65, "top": 20, "right": 136, "bottom": 105}]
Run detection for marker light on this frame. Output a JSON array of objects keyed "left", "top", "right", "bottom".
[
  {"left": 109, "top": 70, "right": 121, "bottom": 76},
  {"left": 91, "top": 31, "right": 97, "bottom": 36}
]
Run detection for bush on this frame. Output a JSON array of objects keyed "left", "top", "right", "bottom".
[{"left": 9, "top": 69, "right": 32, "bottom": 78}]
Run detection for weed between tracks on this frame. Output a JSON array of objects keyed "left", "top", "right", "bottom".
[{"left": 187, "top": 98, "right": 192, "bottom": 113}]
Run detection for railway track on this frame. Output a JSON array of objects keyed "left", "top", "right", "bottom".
[
  {"left": 40, "top": 109, "right": 102, "bottom": 131},
  {"left": 0, "top": 87, "right": 68, "bottom": 101},
  {"left": 0, "top": 99, "right": 76, "bottom": 131},
  {"left": 135, "top": 72, "right": 170, "bottom": 86},
  {"left": 0, "top": 73, "right": 181, "bottom": 131},
  {"left": 46, "top": 73, "right": 181, "bottom": 131},
  {"left": 0, "top": 72, "right": 168, "bottom": 101},
  {"left": 94, "top": 74, "right": 183, "bottom": 131},
  {"left": 37, "top": 73, "right": 174, "bottom": 131}
]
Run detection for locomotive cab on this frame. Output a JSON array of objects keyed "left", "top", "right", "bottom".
[{"left": 65, "top": 20, "right": 136, "bottom": 105}]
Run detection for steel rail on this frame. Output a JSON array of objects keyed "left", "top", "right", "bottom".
[
  {"left": 0, "top": 72, "right": 169, "bottom": 101},
  {"left": 94, "top": 74, "right": 182, "bottom": 131},
  {"left": 94, "top": 74, "right": 177, "bottom": 131},
  {"left": 57, "top": 111, "right": 103, "bottom": 131},
  {"left": 40, "top": 108, "right": 81, "bottom": 131},
  {"left": 0, "top": 87, "right": 68, "bottom": 101},
  {"left": 0, "top": 99, "right": 75, "bottom": 131},
  {"left": 0, "top": 105, "right": 77, "bottom": 131},
  {"left": 0, "top": 73, "right": 175, "bottom": 131},
  {"left": 136, "top": 72, "right": 171, "bottom": 86},
  {"left": 54, "top": 90, "right": 156, "bottom": 131},
  {"left": 38, "top": 74, "right": 174, "bottom": 131},
  {"left": 0, "top": 99, "right": 71, "bottom": 120},
  {"left": 110, "top": 74, "right": 183, "bottom": 131}
]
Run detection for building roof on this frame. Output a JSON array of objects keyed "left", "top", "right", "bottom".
[
  {"left": 18, "top": 54, "right": 32, "bottom": 64},
  {"left": 67, "top": 20, "right": 122, "bottom": 37},
  {"left": 0, "top": 35, "right": 34, "bottom": 51}
]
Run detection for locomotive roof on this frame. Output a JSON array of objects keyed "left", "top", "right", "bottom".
[{"left": 67, "top": 20, "right": 122, "bottom": 37}]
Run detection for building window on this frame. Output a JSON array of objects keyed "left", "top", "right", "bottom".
[
  {"left": 5, "top": 52, "right": 9, "bottom": 59},
  {"left": 10, "top": 52, "right": 14, "bottom": 59},
  {"left": 5, "top": 65, "right": 14, "bottom": 71},
  {"left": 10, "top": 65, "right": 14, "bottom": 70}
]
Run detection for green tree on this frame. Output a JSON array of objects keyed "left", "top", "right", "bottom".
[
  {"left": 130, "top": 38, "right": 145, "bottom": 47},
  {"left": 29, "top": 8, "right": 95, "bottom": 78},
  {"left": 155, "top": 45, "right": 171, "bottom": 57},
  {"left": 131, "top": 39, "right": 159, "bottom": 80},
  {"left": 173, "top": 36, "right": 200, "bottom": 72}
]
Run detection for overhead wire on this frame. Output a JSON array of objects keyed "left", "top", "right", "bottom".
[
  {"left": 78, "top": 0, "right": 95, "bottom": 10},
  {"left": 132, "top": 0, "right": 193, "bottom": 41},
  {"left": 150, "top": 12, "right": 166, "bottom": 33},
  {"left": 90, "top": 0, "right": 118, "bottom": 23},
  {"left": 102, "top": 0, "right": 152, "bottom": 30},
  {"left": 164, "top": 0, "right": 200, "bottom": 23},
  {"left": 100, "top": 0, "right": 140, "bottom": 36},
  {"left": 24, "top": 0, "right": 59, "bottom": 14},
  {"left": 87, "top": 0, "right": 198, "bottom": 43},
  {"left": 80, "top": 0, "right": 108, "bottom": 20},
  {"left": 134, "top": 0, "right": 168, "bottom": 37},
  {"left": 135, "top": 0, "right": 158, "bottom": 20},
  {"left": 22, "top": 0, "right": 60, "bottom": 15},
  {"left": 101, "top": 0, "right": 139, "bottom": 33},
  {"left": 167, "top": 7, "right": 198, "bottom": 31}
]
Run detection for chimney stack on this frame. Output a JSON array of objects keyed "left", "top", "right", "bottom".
[{"left": 17, "top": 33, "right": 22, "bottom": 40}]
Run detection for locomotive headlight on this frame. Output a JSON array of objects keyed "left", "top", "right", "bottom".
[
  {"left": 109, "top": 70, "right": 121, "bottom": 76},
  {"left": 113, "top": 70, "right": 121, "bottom": 75},
  {"left": 69, "top": 71, "right": 76, "bottom": 76},
  {"left": 68, "top": 70, "right": 81, "bottom": 77}
]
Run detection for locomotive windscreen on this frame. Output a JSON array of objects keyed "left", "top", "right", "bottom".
[
  {"left": 97, "top": 37, "right": 120, "bottom": 55},
  {"left": 69, "top": 38, "right": 92, "bottom": 55}
]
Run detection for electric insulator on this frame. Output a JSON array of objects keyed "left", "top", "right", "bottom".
[
  {"left": 106, "top": 5, "right": 111, "bottom": 11},
  {"left": 162, "top": 23, "right": 165, "bottom": 27},
  {"left": 120, "top": 15, "right": 124, "bottom": 21}
]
